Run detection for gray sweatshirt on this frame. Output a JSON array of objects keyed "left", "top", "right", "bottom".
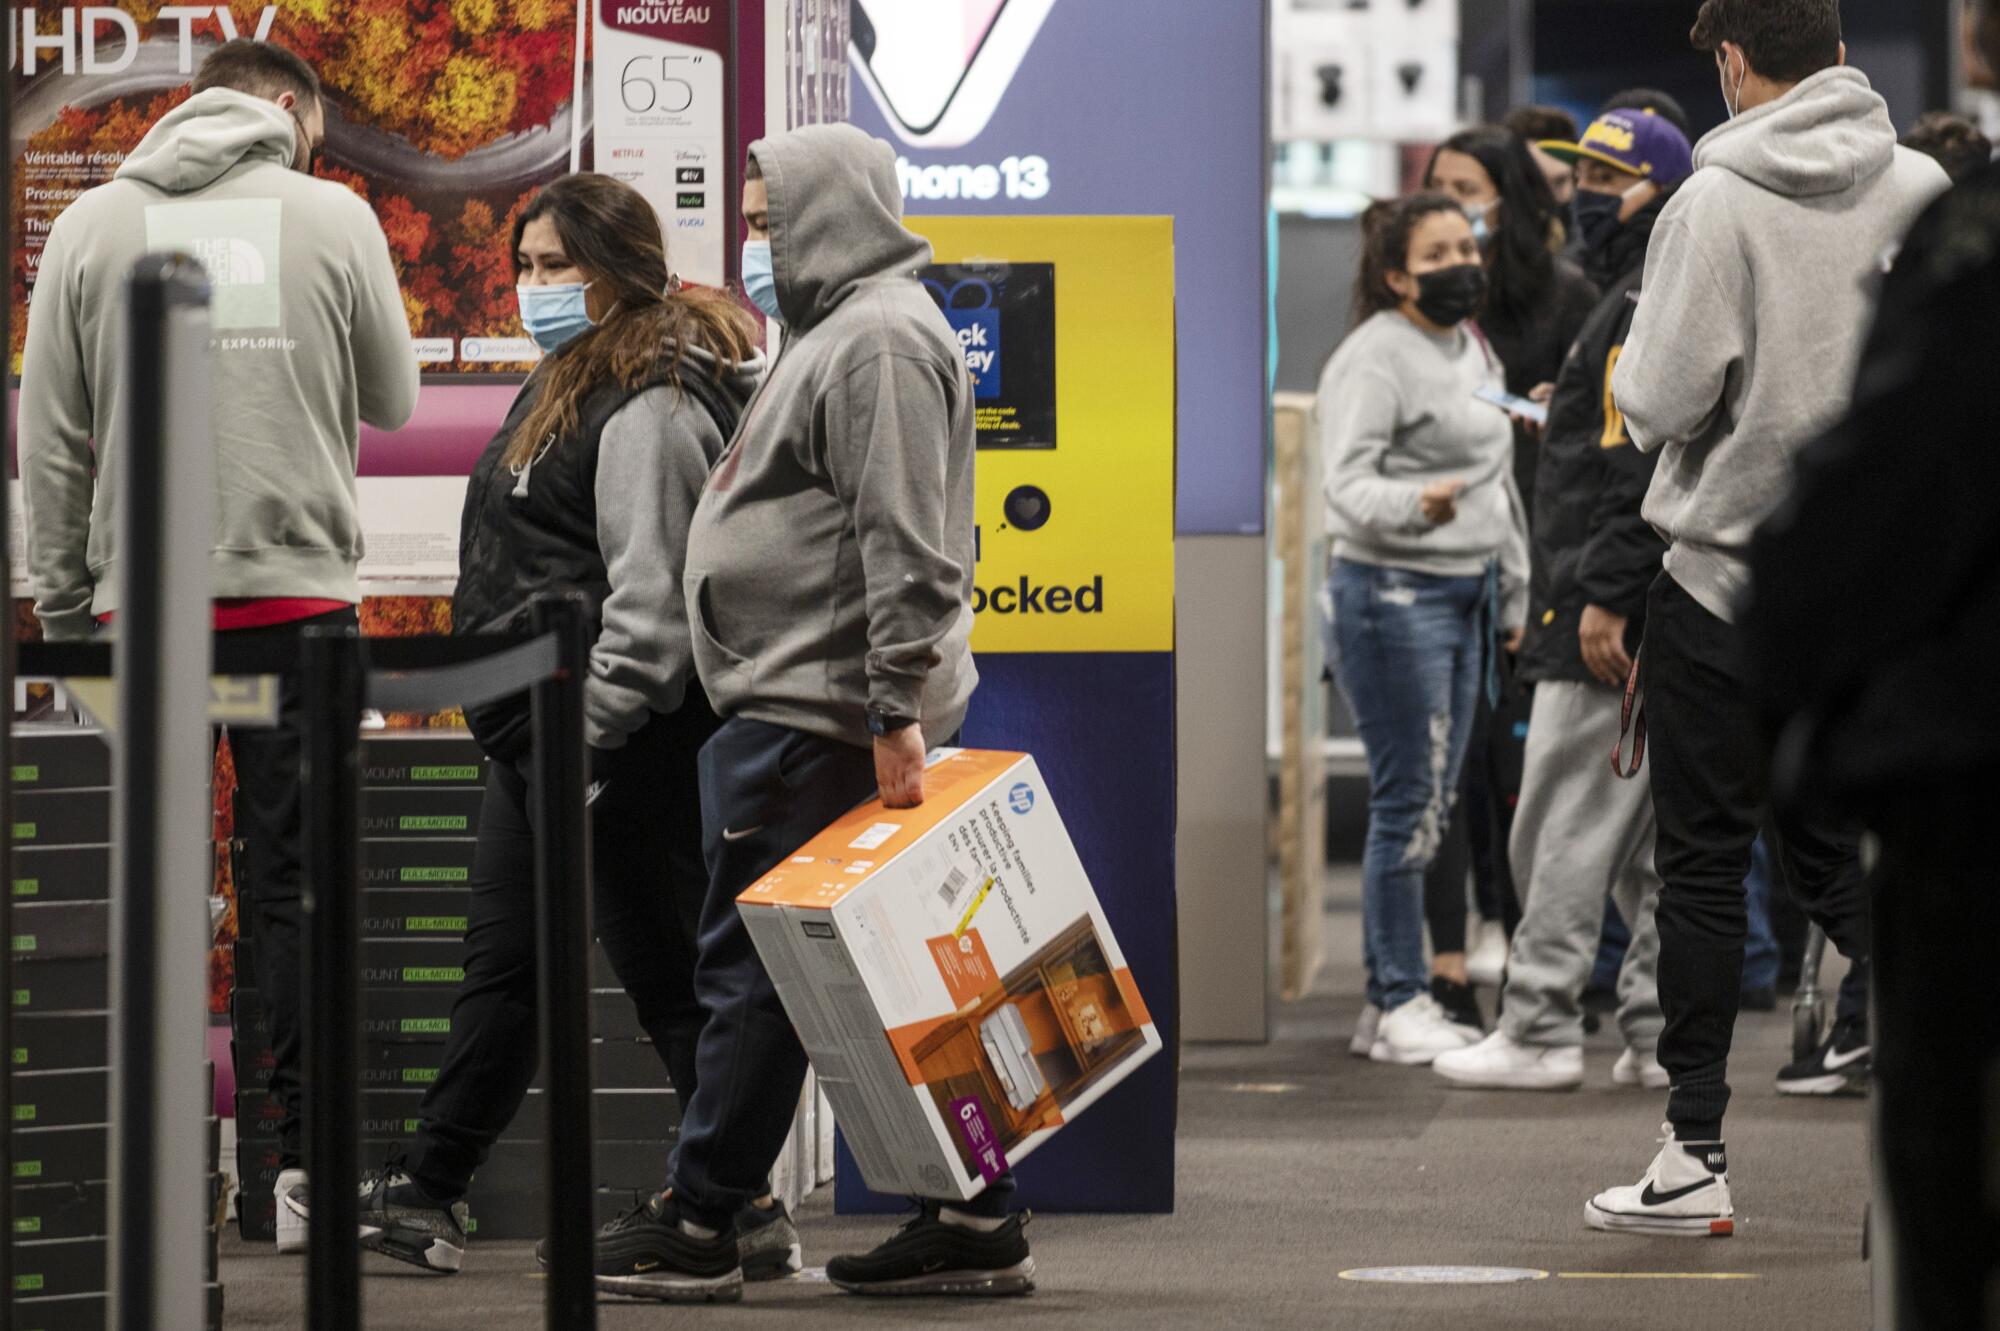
[
  {"left": 1318, "top": 310, "right": 1530, "bottom": 627},
  {"left": 586, "top": 349, "right": 766, "bottom": 748},
  {"left": 19, "top": 88, "right": 418, "bottom": 639},
  {"left": 683, "top": 124, "right": 977, "bottom": 749},
  {"left": 1613, "top": 67, "right": 1948, "bottom": 622}
]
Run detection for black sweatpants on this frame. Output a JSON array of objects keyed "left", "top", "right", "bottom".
[
  {"left": 226, "top": 606, "right": 360, "bottom": 1172},
  {"left": 1641, "top": 573, "right": 1870, "bottom": 1133},
  {"left": 408, "top": 698, "right": 718, "bottom": 1200},
  {"left": 1873, "top": 781, "right": 2000, "bottom": 1331}
]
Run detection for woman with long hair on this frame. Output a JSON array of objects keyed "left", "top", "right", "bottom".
[
  {"left": 288, "top": 174, "right": 790, "bottom": 1279},
  {"left": 1421, "top": 126, "right": 1601, "bottom": 1015},
  {"left": 1321, "top": 193, "right": 1528, "bottom": 1067}
]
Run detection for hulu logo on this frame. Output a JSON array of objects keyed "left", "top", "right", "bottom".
[{"left": 401, "top": 867, "right": 468, "bottom": 883}]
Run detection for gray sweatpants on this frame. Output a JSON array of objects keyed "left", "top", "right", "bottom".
[{"left": 1499, "top": 679, "right": 1664, "bottom": 1052}]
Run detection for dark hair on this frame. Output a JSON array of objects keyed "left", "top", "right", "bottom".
[
  {"left": 1903, "top": 111, "right": 1993, "bottom": 184},
  {"left": 193, "top": 38, "right": 320, "bottom": 110},
  {"left": 1691, "top": 0, "right": 1842, "bottom": 83},
  {"left": 1600, "top": 88, "right": 1694, "bottom": 140},
  {"left": 508, "top": 173, "right": 760, "bottom": 468},
  {"left": 1980, "top": 0, "right": 2000, "bottom": 86},
  {"left": 1423, "top": 126, "right": 1559, "bottom": 327},
  {"left": 1351, "top": 193, "right": 1472, "bottom": 326},
  {"left": 744, "top": 153, "right": 763, "bottom": 181},
  {"left": 1503, "top": 106, "right": 1577, "bottom": 144}
]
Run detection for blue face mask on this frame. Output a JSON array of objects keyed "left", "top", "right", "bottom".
[
  {"left": 1467, "top": 199, "right": 1497, "bottom": 247},
  {"left": 517, "top": 282, "right": 596, "bottom": 354},
  {"left": 742, "top": 240, "right": 782, "bottom": 323}
]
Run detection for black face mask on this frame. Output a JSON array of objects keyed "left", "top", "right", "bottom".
[
  {"left": 1572, "top": 189, "right": 1625, "bottom": 265},
  {"left": 1413, "top": 263, "right": 1487, "bottom": 327}
]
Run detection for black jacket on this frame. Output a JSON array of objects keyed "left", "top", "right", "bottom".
[
  {"left": 453, "top": 359, "right": 743, "bottom": 762},
  {"left": 1482, "top": 256, "right": 1601, "bottom": 519},
  {"left": 1517, "top": 194, "right": 1672, "bottom": 686},
  {"left": 1745, "top": 159, "right": 2000, "bottom": 809}
]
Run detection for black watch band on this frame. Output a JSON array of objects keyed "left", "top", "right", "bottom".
[{"left": 867, "top": 708, "right": 916, "bottom": 737}]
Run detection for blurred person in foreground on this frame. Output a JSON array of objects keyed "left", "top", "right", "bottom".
[
  {"left": 1901, "top": 109, "right": 1992, "bottom": 183},
  {"left": 1745, "top": 0, "right": 2000, "bottom": 1320}
]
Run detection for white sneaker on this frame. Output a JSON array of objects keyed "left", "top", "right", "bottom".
[
  {"left": 1434, "top": 1031, "right": 1583, "bottom": 1090},
  {"left": 275, "top": 1169, "right": 308, "bottom": 1254},
  {"left": 1370, "top": 995, "right": 1480, "bottom": 1066},
  {"left": 1586, "top": 1124, "right": 1735, "bottom": 1238},
  {"left": 1612, "top": 1046, "right": 1671, "bottom": 1091},
  {"left": 1349, "top": 1004, "right": 1382, "bottom": 1060},
  {"left": 1466, "top": 920, "right": 1509, "bottom": 987}
]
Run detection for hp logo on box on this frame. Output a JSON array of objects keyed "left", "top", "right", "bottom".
[{"left": 1008, "top": 783, "right": 1036, "bottom": 815}]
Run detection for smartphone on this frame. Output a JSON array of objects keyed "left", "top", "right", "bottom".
[
  {"left": 851, "top": 0, "right": 1059, "bottom": 148},
  {"left": 1474, "top": 385, "right": 1548, "bottom": 427}
]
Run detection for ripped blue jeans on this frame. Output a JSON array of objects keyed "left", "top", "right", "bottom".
[{"left": 1328, "top": 559, "right": 1488, "bottom": 1012}]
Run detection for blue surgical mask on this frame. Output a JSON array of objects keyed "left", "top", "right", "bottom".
[
  {"left": 742, "top": 240, "right": 782, "bottom": 323},
  {"left": 1468, "top": 199, "right": 1498, "bottom": 246},
  {"left": 517, "top": 282, "right": 596, "bottom": 354}
]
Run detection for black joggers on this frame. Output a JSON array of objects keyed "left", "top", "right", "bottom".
[
  {"left": 407, "top": 696, "right": 719, "bottom": 1200},
  {"left": 1640, "top": 573, "right": 1871, "bottom": 1134},
  {"left": 226, "top": 607, "right": 361, "bottom": 1172}
]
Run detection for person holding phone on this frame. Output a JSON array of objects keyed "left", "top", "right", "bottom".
[
  {"left": 1319, "top": 193, "right": 1529, "bottom": 1069},
  {"left": 286, "top": 174, "right": 772, "bottom": 1277}
]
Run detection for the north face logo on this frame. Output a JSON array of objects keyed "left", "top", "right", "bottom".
[{"left": 191, "top": 236, "right": 268, "bottom": 287}]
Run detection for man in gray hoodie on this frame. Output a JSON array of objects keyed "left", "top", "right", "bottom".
[
  {"left": 18, "top": 39, "right": 417, "bottom": 1251},
  {"left": 588, "top": 125, "right": 1023, "bottom": 1304},
  {"left": 1585, "top": 0, "right": 1948, "bottom": 1239}
]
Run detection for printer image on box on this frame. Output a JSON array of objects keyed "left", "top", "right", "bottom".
[{"left": 737, "top": 750, "right": 1160, "bottom": 1200}]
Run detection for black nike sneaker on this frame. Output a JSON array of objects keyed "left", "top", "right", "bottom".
[
  {"left": 287, "top": 1151, "right": 468, "bottom": 1274},
  {"left": 538, "top": 1197, "right": 800, "bottom": 1281},
  {"left": 1777, "top": 1016, "right": 1870, "bottom": 1096},
  {"left": 1430, "top": 976, "right": 1485, "bottom": 1040},
  {"left": 826, "top": 1206, "right": 1035, "bottom": 1297},
  {"left": 592, "top": 1191, "right": 742, "bottom": 1303}
]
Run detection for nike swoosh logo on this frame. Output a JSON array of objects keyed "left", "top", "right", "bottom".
[
  {"left": 1823, "top": 1043, "right": 1871, "bottom": 1072},
  {"left": 721, "top": 826, "right": 765, "bottom": 843},
  {"left": 1640, "top": 1178, "right": 1718, "bottom": 1207},
  {"left": 635, "top": 1261, "right": 660, "bottom": 1272}
]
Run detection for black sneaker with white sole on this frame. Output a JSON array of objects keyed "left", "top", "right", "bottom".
[
  {"left": 1777, "top": 1017, "right": 1870, "bottom": 1096},
  {"left": 537, "top": 1197, "right": 800, "bottom": 1282},
  {"left": 826, "top": 1206, "right": 1035, "bottom": 1297},
  {"left": 287, "top": 1154, "right": 468, "bottom": 1275},
  {"left": 592, "top": 1191, "right": 743, "bottom": 1303}
]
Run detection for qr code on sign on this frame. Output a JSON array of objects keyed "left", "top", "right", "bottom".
[{"left": 937, "top": 866, "right": 972, "bottom": 910}]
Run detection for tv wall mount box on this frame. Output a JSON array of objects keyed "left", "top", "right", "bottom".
[{"left": 737, "top": 750, "right": 1159, "bottom": 1202}]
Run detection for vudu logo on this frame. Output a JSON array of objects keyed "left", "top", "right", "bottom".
[{"left": 924, "top": 278, "right": 1001, "bottom": 400}]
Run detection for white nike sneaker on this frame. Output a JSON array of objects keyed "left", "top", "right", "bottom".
[
  {"left": 1466, "top": 920, "right": 1509, "bottom": 987},
  {"left": 275, "top": 1169, "right": 309, "bottom": 1254},
  {"left": 1434, "top": 1031, "right": 1583, "bottom": 1090},
  {"left": 1370, "top": 995, "right": 1479, "bottom": 1066},
  {"left": 1349, "top": 1004, "right": 1382, "bottom": 1060},
  {"left": 1612, "top": 1046, "right": 1671, "bottom": 1091},
  {"left": 1586, "top": 1124, "right": 1735, "bottom": 1238}
]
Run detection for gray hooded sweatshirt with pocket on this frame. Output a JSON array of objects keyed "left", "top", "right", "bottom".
[
  {"left": 19, "top": 88, "right": 418, "bottom": 639},
  {"left": 683, "top": 124, "right": 977, "bottom": 750},
  {"left": 1612, "top": 67, "right": 1948, "bottom": 623}
]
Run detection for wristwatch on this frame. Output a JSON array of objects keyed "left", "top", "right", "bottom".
[{"left": 867, "top": 707, "right": 916, "bottom": 737}]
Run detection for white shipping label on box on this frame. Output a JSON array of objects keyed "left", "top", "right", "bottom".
[{"left": 738, "top": 750, "right": 1161, "bottom": 1201}]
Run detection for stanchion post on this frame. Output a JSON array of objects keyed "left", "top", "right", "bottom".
[
  {"left": 530, "top": 593, "right": 596, "bottom": 1330},
  {"left": 108, "top": 255, "right": 215, "bottom": 1331},
  {"left": 301, "top": 626, "right": 364, "bottom": 1331}
]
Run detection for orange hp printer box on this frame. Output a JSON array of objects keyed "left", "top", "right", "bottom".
[{"left": 736, "top": 750, "right": 1161, "bottom": 1201}]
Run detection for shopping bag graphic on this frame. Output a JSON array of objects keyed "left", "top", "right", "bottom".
[{"left": 925, "top": 278, "right": 1003, "bottom": 400}]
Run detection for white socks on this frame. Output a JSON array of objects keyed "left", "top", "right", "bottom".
[{"left": 938, "top": 1207, "right": 1008, "bottom": 1233}]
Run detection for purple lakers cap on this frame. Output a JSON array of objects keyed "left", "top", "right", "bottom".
[{"left": 1540, "top": 108, "right": 1694, "bottom": 185}]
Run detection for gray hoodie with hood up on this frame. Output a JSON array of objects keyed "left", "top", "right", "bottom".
[
  {"left": 19, "top": 88, "right": 418, "bottom": 639},
  {"left": 683, "top": 124, "right": 977, "bottom": 750},
  {"left": 1612, "top": 67, "right": 1948, "bottom": 623}
]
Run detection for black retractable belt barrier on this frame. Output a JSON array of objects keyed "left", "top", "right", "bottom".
[
  {"left": 530, "top": 594, "right": 597, "bottom": 1330},
  {"left": 302, "top": 627, "right": 365, "bottom": 1331}
]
